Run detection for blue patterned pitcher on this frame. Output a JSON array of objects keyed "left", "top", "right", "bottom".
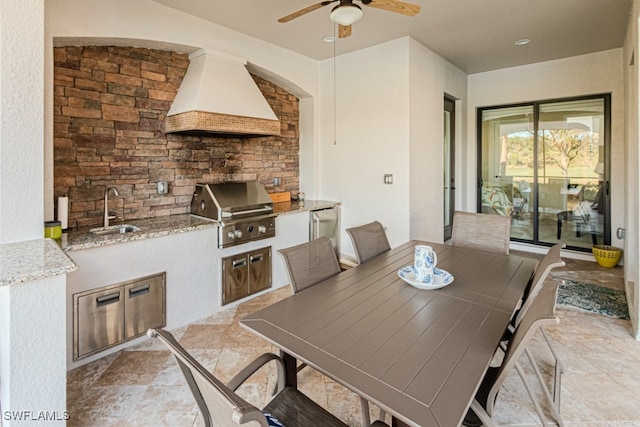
[{"left": 414, "top": 245, "right": 437, "bottom": 283}]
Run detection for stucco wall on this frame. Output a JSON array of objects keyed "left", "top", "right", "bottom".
[
  {"left": 0, "top": 0, "right": 44, "bottom": 242},
  {"left": 408, "top": 38, "right": 468, "bottom": 243},
  {"left": 318, "top": 38, "right": 411, "bottom": 257},
  {"left": 623, "top": 0, "right": 639, "bottom": 338},
  {"left": 316, "top": 37, "right": 468, "bottom": 258}
]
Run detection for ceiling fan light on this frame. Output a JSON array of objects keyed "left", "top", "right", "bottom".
[{"left": 330, "top": 4, "right": 363, "bottom": 26}]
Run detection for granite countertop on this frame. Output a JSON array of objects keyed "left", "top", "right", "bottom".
[
  {"left": 0, "top": 238, "right": 78, "bottom": 287},
  {"left": 0, "top": 201, "right": 341, "bottom": 286},
  {"left": 61, "top": 214, "right": 216, "bottom": 251},
  {"left": 60, "top": 200, "right": 340, "bottom": 252},
  {"left": 272, "top": 200, "right": 340, "bottom": 215}
]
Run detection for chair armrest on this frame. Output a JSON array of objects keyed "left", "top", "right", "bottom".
[{"left": 227, "top": 353, "right": 285, "bottom": 393}]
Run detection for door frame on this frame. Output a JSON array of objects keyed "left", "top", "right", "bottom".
[
  {"left": 476, "top": 94, "right": 611, "bottom": 251},
  {"left": 444, "top": 95, "right": 456, "bottom": 241}
]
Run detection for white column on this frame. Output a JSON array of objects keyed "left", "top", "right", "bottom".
[
  {"left": 0, "top": 0, "right": 44, "bottom": 242},
  {"left": 0, "top": 277, "right": 68, "bottom": 426}
]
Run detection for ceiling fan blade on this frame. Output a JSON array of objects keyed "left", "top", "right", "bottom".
[
  {"left": 338, "top": 24, "right": 352, "bottom": 38},
  {"left": 278, "top": 1, "right": 335, "bottom": 23},
  {"left": 364, "top": 0, "right": 421, "bottom": 16}
]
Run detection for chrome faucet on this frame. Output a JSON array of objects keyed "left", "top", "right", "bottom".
[{"left": 103, "top": 186, "right": 119, "bottom": 228}]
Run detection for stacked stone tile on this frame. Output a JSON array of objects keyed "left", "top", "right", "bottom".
[{"left": 53, "top": 46, "right": 299, "bottom": 228}]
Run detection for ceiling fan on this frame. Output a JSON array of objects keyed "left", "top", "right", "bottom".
[{"left": 278, "top": 0, "right": 421, "bottom": 39}]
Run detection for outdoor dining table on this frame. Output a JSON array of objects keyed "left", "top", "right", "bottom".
[{"left": 240, "top": 240, "right": 537, "bottom": 427}]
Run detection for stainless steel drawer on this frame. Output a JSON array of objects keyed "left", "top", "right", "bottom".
[
  {"left": 73, "top": 272, "right": 166, "bottom": 361},
  {"left": 248, "top": 247, "right": 271, "bottom": 294},
  {"left": 124, "top": 274, "right": 165, "bottom": 339},
  {"left": 222, "top": 254, "right": 249, "bottom": 305},
  {"left": 222, "top": 246, "right": 271, "bottom": 305},
  {"left": 75, "top": 286, "right": 125, "bottom": 360}
]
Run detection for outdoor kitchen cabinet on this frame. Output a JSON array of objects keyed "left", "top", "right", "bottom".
[
  {"left": 222, "top": 246, "right": 271, "bottom": 305},
  {"left": 73, "top": 272, "right": 165, "bottom": 360}
]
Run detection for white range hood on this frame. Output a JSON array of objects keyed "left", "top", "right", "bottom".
[{"left": 165, "top": 48, "right": 280, "bottom": 136}]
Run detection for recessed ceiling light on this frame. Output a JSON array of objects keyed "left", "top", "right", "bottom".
[
  {"left": 322, "top": 35, "right": 336, "bottom": 43},
  {"left": 515, "top": 38, "right": 531, "bottom": 46}
]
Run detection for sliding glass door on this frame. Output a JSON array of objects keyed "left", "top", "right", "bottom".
[{"left": 478, "top": 95, "right": 610, "bottom": 251}]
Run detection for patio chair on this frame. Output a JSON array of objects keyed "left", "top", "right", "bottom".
[
  {"left": 513, "top": 243, "right": 565, "bottom": 327},
  {"left": 464, "top": 279, "right": 565, "bottom": 427},
  {"left": 278, "top": 237, "right": 389, "bottom": 427},
  {"left": 278, "top": 235, "right": 341, "bottom": 293},
  {"left": 500, "top": 243, "right": 565, "bottom": 421},
  {"left": 451, "top": 211, "right": 511, "bottom": 255},
  {"left": 277, "top": 236, "right": 341, "bottom": 372},
  {"left": 147, "top": 328, "right": 348, "bottom": 427},
  {"left": 346, "top": 221, "right": 391, "bottom": 264}
]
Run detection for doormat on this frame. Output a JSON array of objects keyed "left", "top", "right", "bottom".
[{"left": 557, "top": 280, "right": 630, "bottom": 320}]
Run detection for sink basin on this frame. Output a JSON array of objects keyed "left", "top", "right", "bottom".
[{"left": 90, "top": 224, "right": 141, "bottom": 236}]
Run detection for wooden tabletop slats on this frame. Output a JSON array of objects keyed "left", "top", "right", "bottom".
[
  {"left": 383, "top": 302, "right": 489, "bottom": 395},
  {"left": 361, "top": 295, "right": 466, "bottom": 381},
  {"left": 337, "top": 290, "right": 444, "bottom": 367},
  {"left": 240, "top": 240, "right": 537, "bottom": 427},
  {"left": 429, "top": 310, "right": 512, "bottom": 426}
]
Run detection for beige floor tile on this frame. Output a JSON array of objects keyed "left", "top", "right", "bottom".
[
  {"left": 93, "top": 351, "right": 169, "bottom": 386},
  {"left": 67, "top": 385, "right": 146, "bottom": 427},
  {"left": 124, "top": 385, "right": 199, "bottom": 427},
  {"left": 152, "top": 348, "right": 222, "bottom": 386},
  {"left": 177, "top": 323, "right": 233, "bottom": 349}
]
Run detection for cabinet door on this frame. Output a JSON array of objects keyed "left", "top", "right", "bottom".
[
  {"left": 223, "top": 254, "right": 249, "bottom": 305},
  {"left": 248, "top": 247, "right": 272, "bottom": 294},
  {"left": 124, "top": 274, "right": 165, "bottom": 339},
  {"left": 75, "top": 287, "right": 125, "bottom": 359}
]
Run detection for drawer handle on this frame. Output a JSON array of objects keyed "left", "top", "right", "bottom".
[
  {"left": 250, "top": 254, "right": 264, "bottom": 263},
  {"left": 232, "top": 259, "right": 247, "bottom": 268},
  {"left": 96, "top": 292, "right": 120, "bottom": 307},
  {"left": 129, "top": 283, "right": 150, "bottom": 298}
]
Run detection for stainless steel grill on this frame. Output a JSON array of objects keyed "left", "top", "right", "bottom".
[{"left": 190, "top": 181, "right": 276, "bottom": 248}]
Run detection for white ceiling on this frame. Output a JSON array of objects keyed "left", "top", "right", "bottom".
[{"left": 150, "top": 0, "right": 632, "bottom": 74}]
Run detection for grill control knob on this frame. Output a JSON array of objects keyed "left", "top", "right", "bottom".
[
  {"left": 227, "top": 230, "right": 236, "bottom": 240},
  {"left": 258, "top": 225, "right": 267, "bottom": 234},
  {"left": 234, "top": 230, "right": 243, "bottom": 239}
]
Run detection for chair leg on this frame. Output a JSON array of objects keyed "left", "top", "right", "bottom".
[
  {"left": 360, "top": 397, "right": 371, "bottom": 427},
  {"left": 515, "top": 361, "right": 554, "bottom": 427},
  {"left": 470, "top": 400, "right": 497, "bottom": 427},
  {"left": 541, "top": 329, "right": 565, "bottom": 415}
]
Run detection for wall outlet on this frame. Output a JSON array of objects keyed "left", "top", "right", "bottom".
[{"left": 157, "top": 181, "right": 168, "bottom": 194}]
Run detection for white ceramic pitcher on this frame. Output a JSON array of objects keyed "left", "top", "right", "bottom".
[{"left": 414, "top": 245, "right": 437, "bottom": 283}]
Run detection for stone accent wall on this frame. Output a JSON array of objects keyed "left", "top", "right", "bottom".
[{"left": 54, "top": 46, "right": 299, "bottom": 229}]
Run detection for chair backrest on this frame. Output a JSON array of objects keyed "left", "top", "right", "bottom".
[
  {"left": 538, "top": 183, "right": 566, "bottom": 211},
  {"left": 346, "top": 221, "right": 391, "bottom": 264},
  {"left": 514, "top": 243, "right": 565, "bottom": 327},
  {"left": 485, "top": 279, "right": 562, "bottom": 410},
  {"left": 148, "top": 328, "right": 268, "bottom": 427},
  {"left": 450, "top": 211, "right": 511, "bottom": 255},
  {"left": 278, "top": 235, "right": 341, "bottom": 293}
]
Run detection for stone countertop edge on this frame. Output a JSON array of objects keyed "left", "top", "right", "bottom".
[
  {"left": 60, "top": 201, "right": 340, "bottom": 252},
  {"left": 0, "top": 238, "right": 78, "bottom": 287},
  {"left": 273, "top": 200, "right": 341, "bottom": 215}
]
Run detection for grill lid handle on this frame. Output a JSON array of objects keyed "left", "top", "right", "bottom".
[{"left": 222, "top": 206, "right": 273, "bottom": 218}]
